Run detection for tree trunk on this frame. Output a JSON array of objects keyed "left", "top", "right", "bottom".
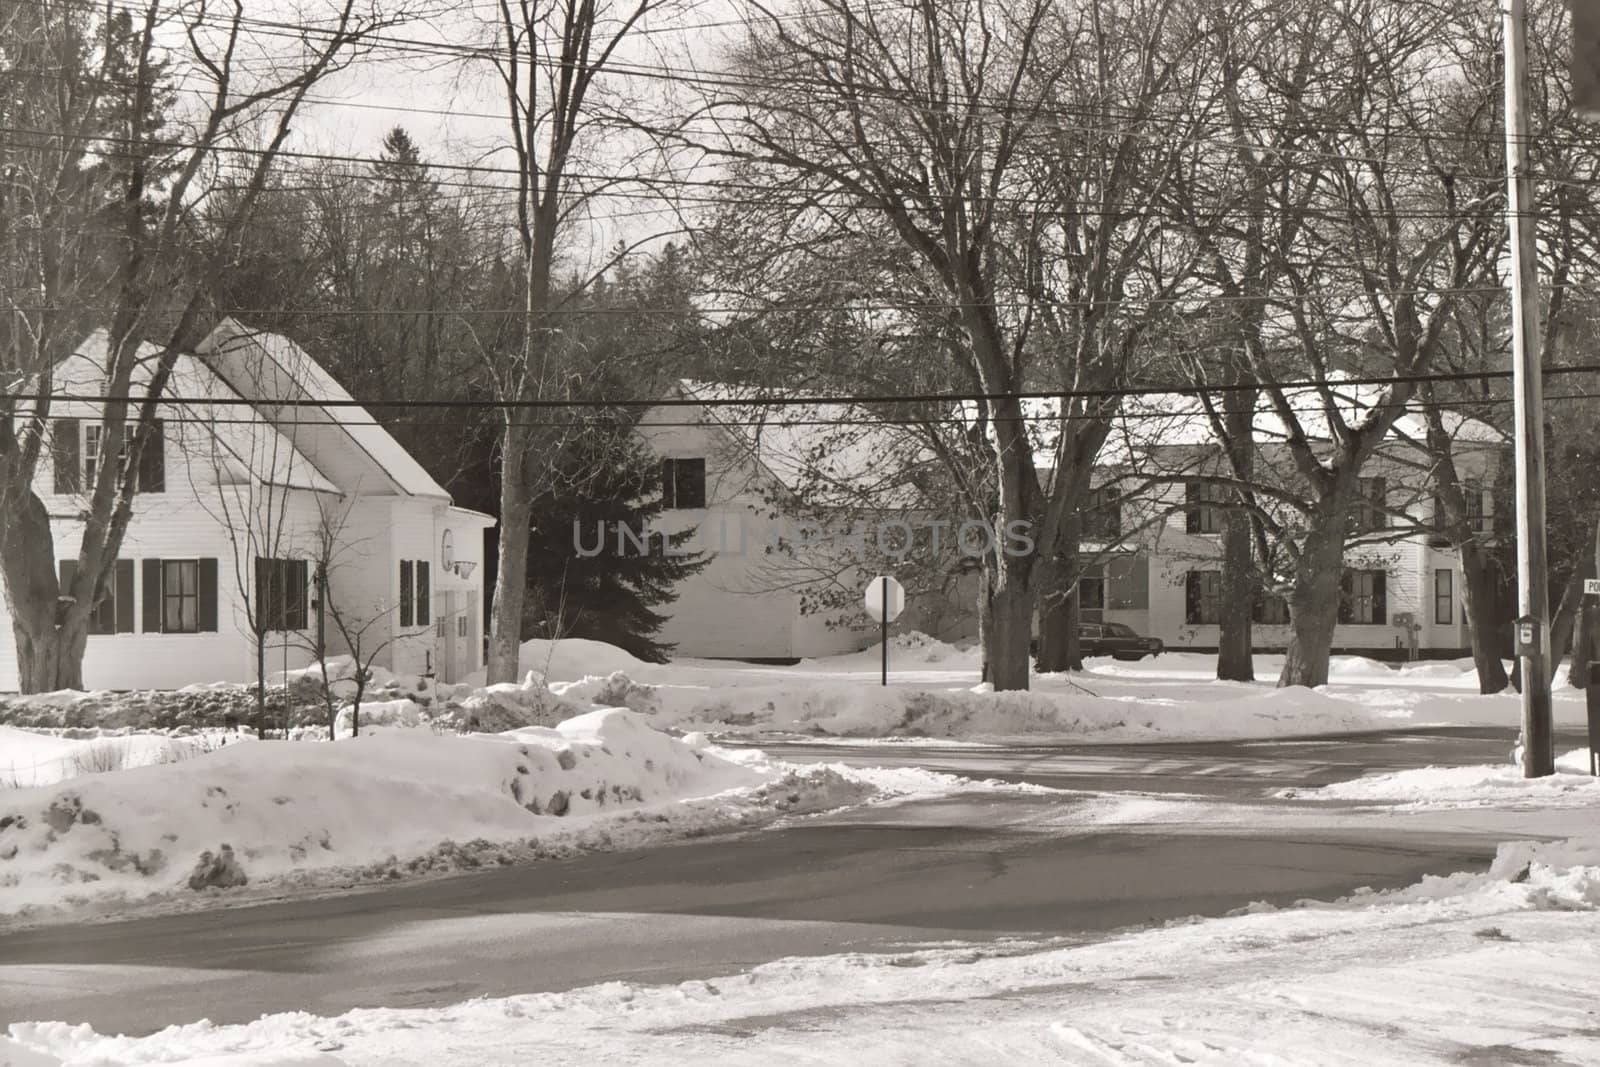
[
  {"left": 256, "top": 633, "right": 267, "bottom": 739},
  {"left": 1217, "top": 507, "right": 1256, "bottom": 682},
  {"left": 1549, "top": 568, "right": 1583, "bottom": 688},
  {"left": 1036, "top": 544, "right": 1082, "bottom": 673},
  {"left": 1036, "top": 587, "right": 1067, "bottom": 673},
  {"left": 1459, "top": 539, "right": 1509, "bottom": 694},
  {"left": 0, "top": 489, "right": 85, "bottom": 692},
  {"left": 1278, "top": 519, "right": 1347, "bottom": 688},
  {"left": 487, "top": 427, "right": 533, "bottom": 684},
  {"left": 985, "top": 567, "right": 1034, "bottom": 691},
  {"left": 1217, "top": 380, "right": 1257, "bottom": 682}
]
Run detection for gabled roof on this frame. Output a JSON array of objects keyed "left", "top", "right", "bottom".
[
  {"left": 669, "top": 380, "right": 934, "bottom": 508},
  {"left": 198, "top": 319, "right": 450, "bottom": 500},
  {"left": 51, "top": 330, "right": 337, "bottom": 494}
]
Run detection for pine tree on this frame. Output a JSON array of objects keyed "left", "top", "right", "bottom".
[{"left": 523, "top": 426, "right": 709, "bottom": 662}]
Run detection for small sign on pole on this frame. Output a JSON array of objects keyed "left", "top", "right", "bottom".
[
  {"left": 1585, "top": 578, "right": 1600, "bottom": 595},
  {"left": 864, "top": 575, "right": 905, "bottom": 687}
]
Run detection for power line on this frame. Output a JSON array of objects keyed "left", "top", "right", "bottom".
[
  {"left": 48, "top": 387, "right": 1598, "bottom": 433},
  {"left": 13, "top": 362, "right": 1600, "bottom": 411}
]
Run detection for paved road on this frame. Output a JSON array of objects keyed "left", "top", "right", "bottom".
[{"left": 0, "top": 727, "right": 1573, "bottom": 1034}]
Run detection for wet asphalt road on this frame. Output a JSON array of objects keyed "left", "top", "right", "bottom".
[{"left": 0, "top": 726, "right": 1576, "bottom": 1034}]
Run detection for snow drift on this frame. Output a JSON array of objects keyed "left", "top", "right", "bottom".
[{"left": 0, "top": 710, "right": 835, "bottom": 918}]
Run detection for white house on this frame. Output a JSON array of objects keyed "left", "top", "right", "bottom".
[
  {"left": 0, "top": 319, "right": 495, "bottom": 692},
  {"left": 636, "top": 380, "right": 1504, "bottom": 661},
  {"left": 635, "top": 381, "right": 970, "bottom": 660}
]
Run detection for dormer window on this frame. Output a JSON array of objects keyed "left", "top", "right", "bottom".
[{"left": 661, "top": 458, "right": 707, "bottom": 509}]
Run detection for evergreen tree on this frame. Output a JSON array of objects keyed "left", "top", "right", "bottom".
[{"left": 523, "top": 425, "right": 709, "bottom": 662}]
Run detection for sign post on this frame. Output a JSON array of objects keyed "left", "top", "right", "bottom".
[
  {"left": 864, "top": 575, "right": 905, "bottom": 687},
  {"left": 1586, "top": 578, "right": 1600, "bottom": 776}
]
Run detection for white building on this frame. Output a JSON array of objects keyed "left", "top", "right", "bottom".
[
  {"left": 636, "top": 380, "right": 1504, "bottom": 661},
  {"left": 0, "top": 320, "right": 494, "bottom": 692},
  {"left": 635, "top": 382, "right": 971, "bottom": 660}
]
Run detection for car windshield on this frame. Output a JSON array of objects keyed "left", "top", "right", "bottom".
[{"left": 1104, "top": 623, "right": 1136, "bottom": 637}]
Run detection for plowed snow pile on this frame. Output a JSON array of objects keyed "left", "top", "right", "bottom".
[{"left": 0, "top": 710, "right": 878, "bottom": 919}]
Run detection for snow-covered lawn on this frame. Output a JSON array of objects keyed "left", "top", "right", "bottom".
[
  {"left": 503, "top": 637, "right": 1594, "bottom": 742},
  {"left": 7, "top": 836, "right": 1598, "bottom": 1066},
  {"left": 0, "top": 709, "right": 1023, "bottom": 923}
]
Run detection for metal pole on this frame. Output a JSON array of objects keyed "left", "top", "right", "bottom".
[
  {"left": 880, "top": 578, "right": 888, "bottom": 687},
  {"left": 1504, "top": 0, "right": 1555, "bottom": 777}
]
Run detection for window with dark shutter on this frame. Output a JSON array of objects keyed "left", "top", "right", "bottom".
[
  {"left": 400, "top": 560, "right": 414, "bottom": 626},
  {"left": 1338, "top": 569, "right": 1386, "bottom": 624},
  {"left": 416, "top": 561, "right": 430, "bottom": 625},
  {"left": 52, "top": 419, "right": 81, "bottom": 494},
  {"left": 256, "top": 558, "right": 309, "bottom": 632}
]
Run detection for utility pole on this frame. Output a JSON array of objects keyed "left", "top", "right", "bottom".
[{"left": 1503, "top": 0, "right": 1554, "bottom": 778}]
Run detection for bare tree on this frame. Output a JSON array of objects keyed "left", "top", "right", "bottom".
[
  {"left": 1, "top": 0, "right": 402, "bottom": 692},
  {"left": 304, "top": 496, "right": 424, "bottom": 739},
  {"left": 476, "top": 0, "right": 677, "bottom": 683},
  {"left": 683, "top": 0, "right": 1208, "bottom": 689},
  {"left": 1159, "top": 0, "right": 1501, "bottom": 688}
]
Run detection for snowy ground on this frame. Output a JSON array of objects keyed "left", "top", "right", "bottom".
[
  {"left": 6, "top": 834, "right": 1598, "bottom": 1066},
  {"left": 3, "top": 637, "right": 1598, "bottom": 1063}
]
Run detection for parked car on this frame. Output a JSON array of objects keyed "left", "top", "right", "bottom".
[{"left": 1078, "top": 622, "right": 1164, "bottom": 661}]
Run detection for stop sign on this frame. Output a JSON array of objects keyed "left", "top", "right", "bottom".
[{"left": 864, "top": 575, "right": 905, "bottom": 623}]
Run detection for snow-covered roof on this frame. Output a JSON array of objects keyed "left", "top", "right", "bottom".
[
  {"left": 199, "top": 319, "right": 450, "bottom": 500},
  {"left": 49, "top": 330, "right": 337, "bottom": 494},
  {"left": 673, "top": 380, "right": 934, "bottom": 508},
  {"left": 1032, "top": 379, "right": 1505, "bottom": 469}
]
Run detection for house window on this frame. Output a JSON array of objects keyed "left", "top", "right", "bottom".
[
  {"left": 1353, "top": 477, "right": 1388, "bottom": 533},
  {"left": 1338, "top": 569, "right": 1388, "bottom": 625},
  {"left": 1084, "top": 485, "right": 1121, "bottom": 541},
  {"left": 1254, "top": 592, "right": 1291, "bottom": 625},
  {"left": 255, "top": 558, "right": 308, "bottom": 632},
  {"left": 1078, "top": 572, "right": 1105, "bottom": 623},
  {"left": 49, "top": 418, "right": 164, "bottom": 494},
  {"left": 1434, "top": 568, "right": 1453, "bottom": 625},
  {"left": 83, "top": 424, "right": 102, "bottom": 483},
  {"left": 1184, "top": 481, "right": 1226, "bottom": 534},
  {"left": 58, "top": 558, "right": 135, "bottom": 634},
  {"left": 1185, "top": 570, "right": 1223, "bottom": 624},
  {"left": 162, "top": 560, "right": 200, "bottom": 633},
  {"left": 399, "top": 559, "right": 430, "bottom": 628},
  {"left": 661, "top": 458, "right": 707, "bottom": 509},
  {"left": 1432, "top": 481, "right": 1489, "bottom": 536}
]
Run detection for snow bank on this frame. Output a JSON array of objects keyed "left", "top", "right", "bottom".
[
  {"left": 1285, "top": 747, "right": 1600, "bottom": 808},
  {"left": 589, "top": 677, "right": 1389, "bottom": 742},
  {"left": 0, "top": 710, "right": 788, "bottom": 918},
  {"left": 461, "top": 639, "right": 651, "bottom": 686},
  {"left": 0, "top": 726, "right": 228, "bottom": 788}
]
